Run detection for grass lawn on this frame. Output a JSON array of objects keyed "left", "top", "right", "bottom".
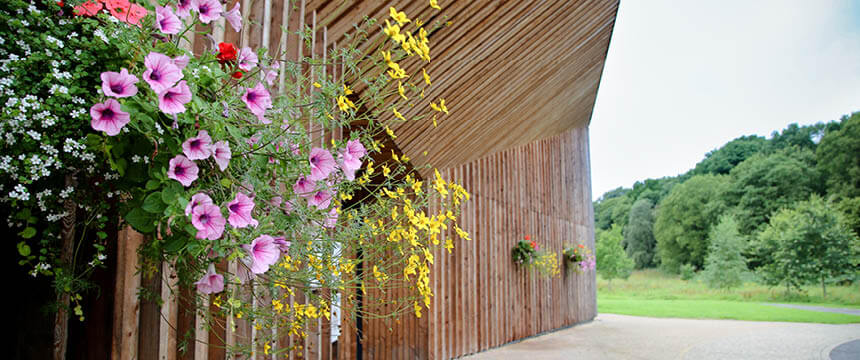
[{"left": 597, "top": 269, "right": 860, "bottom": 323}]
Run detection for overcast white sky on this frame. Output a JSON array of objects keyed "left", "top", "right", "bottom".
[{"left": 589, "top": 0, "right": 860, "bottom": 200}]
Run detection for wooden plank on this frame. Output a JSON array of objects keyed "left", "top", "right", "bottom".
[
  {"left": 112, "top": 226, "right": 143, "bottom": 360},
  {"left": 139, "top": 259, "right": 162, "bottom": 360}
]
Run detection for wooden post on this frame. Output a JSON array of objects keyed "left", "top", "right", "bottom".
[
  {"left": 112, "top": 226, "right": 144, "bottom": 359},
  {"left": 53, "top": 174, "right": 77, "bottom": 360}
]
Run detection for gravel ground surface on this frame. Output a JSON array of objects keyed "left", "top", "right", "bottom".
[
  {"left": 462, "top": 313, "right": 860, "bottom": 360},
  {"left": 767, "top": 303, "right": 860, "bottom": 316}
]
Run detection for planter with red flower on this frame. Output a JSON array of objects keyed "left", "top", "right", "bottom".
[
  {"left": 512, "top": 235, "right": 561, "bottom": 277},
  {"left": 563, "top": 243, "right": 595, "bottom": 274}
]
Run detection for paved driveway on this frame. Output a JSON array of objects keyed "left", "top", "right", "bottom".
[{"left": 463, "top": 314, "right": 860, "bottom": 360}]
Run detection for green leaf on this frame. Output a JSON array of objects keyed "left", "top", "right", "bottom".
[
  {"left": 17, "top": 242, "right": 31, "bottom": 257},
  {"left": 125, "top": 208, "right": 157, "bottom": 233},
  {"left": 19, "top": 227, "right": 36, "bottom": 239},
  {"left": 145, "top": 179, "right": 161, "bottom": 191},
  {"left": 142, "top": 192, "right": 166, "bottom": 214},
  {"left": 220, "top": 178, "right": 232, "bottom": 188},
  {"left": 96, "top": 231, "right": 108, "bottom": 240}
]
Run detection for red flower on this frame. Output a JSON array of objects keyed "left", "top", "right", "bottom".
[
  {"left": 217, "top": 42, "right": 238, "bottom": 64},
  {"left": 232, "top": 70, "right": 243, "bottom": 79},
  {"left": 524, "top": 235, "right": 530, "bottom": 241},
  {"left": 578, "top": 244, "right": 584, "bottom": 248},
  {"left": 73, "top": 0, "right": 102, "bottom": 16},
  {"left": 57, "top": 1, "right": 64, "bottom": 7},
  {"left": 529, "top": 241, "right": 537, "bottom": 250}
]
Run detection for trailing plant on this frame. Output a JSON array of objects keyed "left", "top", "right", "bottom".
[
  {"left": 4, "top": 0, "right": 470, "bottom": 357},
  {"left": 563, "top": 243, "right": 595, "bottom": 274},
  {"left": 512, "top": 235, "right": 560, "bottom": 277}
]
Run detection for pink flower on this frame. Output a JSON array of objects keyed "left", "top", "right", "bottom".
[
  {"left": 241, "top": 235, "right": 280, "bottom": 274},
  {"left": 224, "top": 2, "right": 241, "bottom": 32},
  {"left": 191, "top": 203, "right": 225, "bottom": 240},
  {"left": 175, "top": 0, "right": 195, "bottom": 18},
  {"left": 324, "top": 207, "right": 338, "bottom": 228},
  {"left": 293, "top": 175, "right": 315, "bottom": 198},
  {"left": 265, "top": 66, "right": 278, "bottom": 86},
  {"left": 172, "top": 55, "right": 190, "bottom": 70},
  {"left": 158, "top": 80, "right": 192, "bottom": 114},
  {"left": 308, "top": 190, "right": 332, "bottom": 210},
  {"left": 156, "top": 6, "right": 182, "bottom": 34},
  {"left": 182, "top": 130, "right": 213, "bottom": 160},
  {"left": 73, "top": 0, "right": 102, "bottom": 16},
  {"left": 227, "top": 192, "right": 258, "bottom": 228},
  {"left": 241, "top": 82, "right": 272, "bottom": 118},
  {"left": 90, "top": 99, "right": 130, "bottom": 136},
  {"left": 308, "top": 147, "right": 336, "bottom": 181},
  {"left": 212, "top": 141, "right": 231, "bottom": 171},
  {"left": 339, "top": 139, "right": 366, "bottom": 180},
  {"left": 273, "top": 236, "right": 291, "bottom": 252},
  {"left": 167, "top": 154, "right": 199, "bottom": 187},
  {"left": 195, "top": 0, "right": 222, "bottom": 24},
  {"left": 185, "top": 192, "right": 213, "bottom": 216},
  {"left": 143, "top": 52, "right": 183, "bottom": 94},
  {"left": 195, "top": 264, "right": 224, "bottom": 294},
  {"left": 237, "top": 47, "right": 258, "bottom": 71},
  {"left": 269, "top": 196, "right": 282, "bottom": 207},
  {"left": 101, "top": 68, "right": 139, "bottom": 98}
]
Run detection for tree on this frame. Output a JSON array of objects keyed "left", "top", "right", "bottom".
[
  {"left": 623, "top": 198, "right": 656, "bottom": 269},
  {"left": 594, "top": 195, "right": 633, "bottom": 231},
  {"left": 596, "top": 225, "right": 634, "bottom": 287},
  {"left": 755, "top": 196, "right": 859, "bottom": 296},
  {"left": 725, "top": 148, "right": 820, "bottom": 235},
  {"left": 654, "top": 174, "right": 729, "bottom": 272},
  {"left": 700, "top": 216, "right": 747, "bottom": 289},
  {"left": 817, "top": 112, "right": 860, "bottom": 199},
  {"left": 691, "top": 135, "right": 767, "bottom": 175}
]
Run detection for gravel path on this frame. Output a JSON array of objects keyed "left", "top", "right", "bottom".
[
  {"left": 462, "top": 313, "right": 860, "bottom": 360},
  {"left": 767, "top": 303, "right": 860, "bottom": 316}
]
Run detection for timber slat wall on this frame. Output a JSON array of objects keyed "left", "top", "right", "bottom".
[{"left": 106, "top": 0, "right": 611, "bottom": 359}]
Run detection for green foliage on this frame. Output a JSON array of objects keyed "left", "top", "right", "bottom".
[
  {"left": 594, "top": 195, "right": 633, "bottom": 231},
  {"left": 767, "top": 122, "right": 828, "bottom": 152},
  {"left": 817, "top": 112, "right": 860, "bottom": 199},
  {"left": 755, "top": 195, "right": 860, "bottom": 295},
  {"left": 692, "top": 135, "right": 767, "bottom": 175},
  {"left": 725, "top": 148, "right": 821, "bottom": 235},
  {"left": 679, "top": 264, "right": 695, "bottom": 281},
  {"left": 834, "top": 197, "right": 860, "bottom": 237},
  {"left": 596, "top": 225, "right": 634, "bottom": 284},
  {"left": 700, "top": 216, "right": 747, "bottom": 289},
  {"left": 654, "top": 174, "right": 729, "bottom": 272},
  {"left": 623, "top": 198, "right": 656, "bottom": 269}
]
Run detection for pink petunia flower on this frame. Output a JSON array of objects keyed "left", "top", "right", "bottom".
[
  {"left": 73, "top": 0, "right": 102, "bottom": 16},
  {"left": 158, "top": 80, "right": 192, "bottom": 114},
  {"left": 90, "top": 99, "right": 130, "bottom": 136},
  {"left": 106, "top": 0, "right": 130, "bottom": 20},
  {"left": 195, "top": 263, "right": 224, "bottom": 294},
  {"left": 212, "top": 141, "right": 231, "bottom": 171},
  {"left": 237, "top": 47, "right": 258, "bottom": 71},
  {"left": 308, "top": 189, "right": 332, "bottom": 210},
  {"left": 339, "top": 139, "right": 366, "bottom": 180},
  {"left": 191, "top": 203, "right": 225, "bottom": 240},
  {"left": 227, "top": 192, "right": 258, "bottom": 228},
  {"left": 101, "top": 68, "right": 139, "bottom": 98},
  {"left": 175, "top": 0, "right": 195, "bottom": 18},
  {"left": 185, "top": 192, "right": 213, "bottom": 216},
  {"left": 128, "top": 4, "right": 148, "bottom": 26},
  {"left": 241, "top": 235, "right": 280, "bottom": 274},
  {"left": 324, "top": 207, "right": 339, "bottom": 228},
  {"left": 265, "top": 65, "right": 279, "bottom": 86},
  {"left": 167, "top": 154, "right": 199, "bottom": 187},
  {"left": 172, "top": 55, "right": 190, "bottom": 70},
  {"left": 293, "top": 175, "right": 315, "bottom": 198},
  {"left": 156, "top": 6, "right": 181, "bottom": 34},
  {"left": 308, "top": 147, "right": 336, "bottom": 181},
  {"left": 182, "top": 130, "right": 213, "bottom": 160},
  {"left": 224, "top": 2, "right": 241, "bottom": 32},
  {"left": 241, "top": 82, "right": 272, "bottom": 118},
  {"left": 143, "top": 52, "right": 183, "bottom": 94},
  {"left": 273, "top": 236, "right": 291, "bottom": 252},
  {"left": 195, "top": 0, "right": 222, "bottom": 24}
]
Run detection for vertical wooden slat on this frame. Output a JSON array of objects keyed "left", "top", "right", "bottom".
[
  {"left": 112, "top": 226, "right": 143, "bottom": 360},
  {"left": 159, "top": 262, "right": 179, "bottom": 360}
]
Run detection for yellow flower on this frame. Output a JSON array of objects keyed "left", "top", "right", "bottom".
[
  {"left": 392, "top": 107, "right": 406, "bottom": 121},
  {"left": 389, "top": 6, "right": 411, "bottom": 26},
  {"left": 384, "top": 20, "right": 405, "bottom": 44},
  {"left": 382, "top": 164, "right": 391, "bottom": 177},
  {"left": 398, "top": 81, "right": 408, "bottom": 100},
  {"left": 392, "top": 151, "right": 400, "bottom": 163},
  {"left": 444, "top": 238, "right": 453, "bottom": 253},
  {"left": 439, "top": 98, "right": 449, "bottom": 114},
  {"left": 385, "top": 125, "right": 397, "bottom": 139},
  {"left": 337, "top": 95, "right": 356, "bottom": 112},
  {"left": 430, "top": 0, "right": 441, "bottom": 10},
  {"left": 411, "top": 180, "right": 423, "bottom": 194},
  {"left": 422, "top": 68, "right": 431, "bottom": 85},
  {"left": 343, "top": 84, "right": 354, "bottom": 95},
  {"left": 382, "top": 50, "right": 392, "bottom": 64},
  {"left": 432, "top": 114, "right": 437, "bottom": 127},
  {"left": 366, "top": 161, "right": 375, "bottom": 175},
  {"left": 313, "top": 81, "right": 321, "bottom": 88}
]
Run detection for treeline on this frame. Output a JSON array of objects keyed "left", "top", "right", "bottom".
[{"left": 593, "top": 112, "right": 860, "bottom": 293}]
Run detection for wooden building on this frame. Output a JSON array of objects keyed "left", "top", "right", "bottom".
[{"left": 15, "top": 0, "right": 618, "bottom": 359}]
